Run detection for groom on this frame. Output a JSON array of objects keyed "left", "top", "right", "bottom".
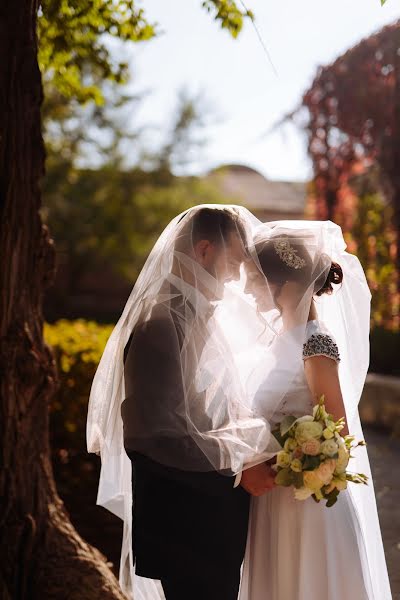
[{"left": 122, "top": 207, "right": 275, "bottom": 600}]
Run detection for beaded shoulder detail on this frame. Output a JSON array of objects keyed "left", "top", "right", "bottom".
[{"left": 302, "top": 333, "right": 340, "bottom": 363}]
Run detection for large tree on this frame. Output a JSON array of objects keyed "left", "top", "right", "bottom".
[
  {"left": 0, "top": 1, "right": 128, "bottom": 597},
  {"left": 0, "top": 1, "right": 254, "bottom": 598}
]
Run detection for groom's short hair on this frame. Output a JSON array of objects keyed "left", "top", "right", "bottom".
[{"left": 190, "top": 207, "right": 248, "bottom": 249}]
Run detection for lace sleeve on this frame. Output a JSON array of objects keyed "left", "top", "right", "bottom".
[{"left": 302, "top": 333, "right": 341, "bottom": 363}]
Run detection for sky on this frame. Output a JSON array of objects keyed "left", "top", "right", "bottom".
[{"left": 127, "top": 0, "right": 400, "bottom": 182}]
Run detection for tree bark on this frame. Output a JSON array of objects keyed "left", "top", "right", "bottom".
[{"left": 0, "top": 2, "right": 126, "bottom": 598}]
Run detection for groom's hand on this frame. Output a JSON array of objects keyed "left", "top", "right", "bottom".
[{"left": 240, "top": 462, "right": 276, "bottom": 497}]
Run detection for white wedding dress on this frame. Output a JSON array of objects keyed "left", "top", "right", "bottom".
[{"left": 238, "top": 320, "right": 392, "bottom": 600}]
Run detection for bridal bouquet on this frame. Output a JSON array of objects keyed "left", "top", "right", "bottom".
[{"left": 272, "top": 396, "right": 368, "bottom": 507}]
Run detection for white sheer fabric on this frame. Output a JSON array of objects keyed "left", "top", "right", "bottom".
[
  {"left": 87, "top": 212, "right": 391, "bottom": 599},
  {"left": 86, "top": 205, "right": 280, "bottom": 598},
  {"left": 235, "top": 221, "right": 392, "bottom": 600}
]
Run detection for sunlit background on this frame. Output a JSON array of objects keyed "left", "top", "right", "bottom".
[
  {"left": 129, "top": 0, "right": 400, "bottom": 181},
  {"left": 38, "top": 1, "right": 400, "bottom": 594}
]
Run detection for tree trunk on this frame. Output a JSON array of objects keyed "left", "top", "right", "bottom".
[{"left": 0, "top": 2, "right": 126, "bottom": 598}]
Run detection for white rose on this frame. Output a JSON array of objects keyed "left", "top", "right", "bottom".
[
  {"left": 295, "top": 421, "right": 323, "bottom": 444},
  {"left": 284, "top": 437, "right": 298, "bottom": 452},
  {"left": 276, "top": 451, "right": 291, "bottom": 468},
  {"left": 320, "top": 439, "right": 339, "bottom": 457},
  {"left": 294, "top": 486, "right": 313, "bottom": 501},
  {"left": 301, "top": 438, "right": 321, "bottom": 456}
]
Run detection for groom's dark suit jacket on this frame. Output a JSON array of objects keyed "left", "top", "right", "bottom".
[{"left": 121, "top": 281, "right": 250, "bottom": 583}]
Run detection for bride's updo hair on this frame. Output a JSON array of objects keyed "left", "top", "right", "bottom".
[
  {"left": 315, "top": 261, "right": 343, "bottom": 296},
  {"left": 254, "top": 233, "right": 343, "bottom": 297}
]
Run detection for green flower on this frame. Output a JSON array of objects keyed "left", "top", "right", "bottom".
[
  {"left": 295, "top": 421, "right": 323, "bottom": 445},
  {"left": 276, "top": 451, "right": 291, "bottom": 468},
  {"left": 284, "top": 437, "right": 298, "bottom": 452},
  {"left": 290, "top": 458, "right": 303, "bottom": 473}
]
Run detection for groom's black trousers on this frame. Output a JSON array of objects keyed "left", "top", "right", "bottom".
[
  {"left": 127, "top": 451, "right": 250, "bottom": 600},
  {"left": 161, "top": 572, "right": 241, "bottom": 600}
]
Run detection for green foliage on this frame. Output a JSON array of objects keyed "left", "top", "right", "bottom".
[
  {"left": 41, "top": 164, "right": 230, "bottom": 285},
  {"left": 44, "top": 319, "right": 113, "bottom": 453},
  {"left": 325, "top": 487, "right": 340, "bottom": 508},
  {"left": 302, "top": 455, "right": 321, "bottom": 471},
  {"left": 280, "top": 415, "right": 297, "bottom": 437},
  {"left": 292, "top": 471, "right": 304, "bottom": 489},
  {"left": 38, "top": 1, "right": 244, "bottom": 293},
  {"left": 275, "top": 468, "right": 293, "bottom": 487},
  {"left": 351, "top": 191, "right": 398, "bottom": 328},
  {"left": 275, "top": 468, "right": 304, "bottom": 489},
  {"left": 42, "top": 79, "right": 144, "bottom": 168},
  {"left": 202, "top": 0, "right": 254, "bottom": 38},
  {"left": 41, "top": 82, "right": 233, "bottom": 293},
  {"left": 38, "top": 0, "right": 156, "bottom": 103},
  {"left": 38, "top": 0, "right": 253, "bottom": 104},
  {"left": 38, "top": 0, "right": 255, "bottom": 178},
  {"left": 272, "top": 428, "right": 285, "bottom": 447}
]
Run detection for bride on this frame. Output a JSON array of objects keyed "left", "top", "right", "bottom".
[{"left": 234, "top": 220, "right": 392, "bottom": 600}]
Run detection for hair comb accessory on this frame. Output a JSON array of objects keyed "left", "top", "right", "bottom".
[{"left": 274, "top": 239, "right": 306, "bottom": 269}]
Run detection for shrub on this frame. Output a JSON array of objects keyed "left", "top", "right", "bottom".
[{"left": 44, "top": 319, "right": 113, "bottom": 458}]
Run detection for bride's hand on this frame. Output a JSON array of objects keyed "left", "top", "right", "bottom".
[{"left": 240, "top": 462, "right": 276, "bottom": 497}]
